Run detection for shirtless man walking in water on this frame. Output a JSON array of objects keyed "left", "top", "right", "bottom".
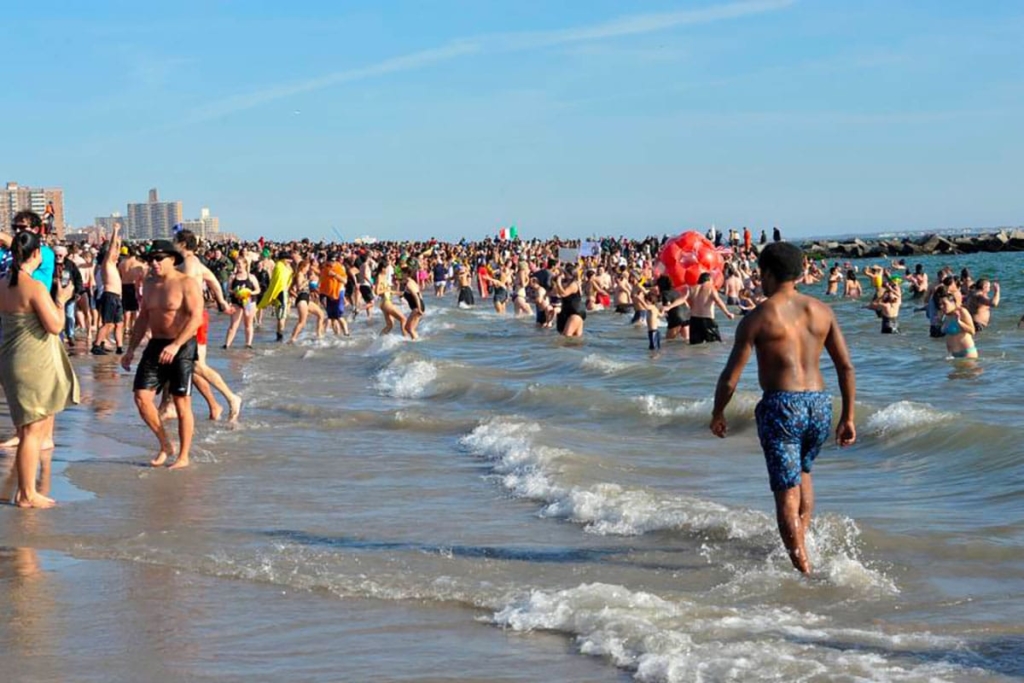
[
  {"left": 711, "top": 242, "right": 856, "bottom": 574},
  {"left": 173, "top": 230, "right": 242, "bottom": 422},
  {"left": 121, "top": 241, "right": 203, "bottom": 468}
]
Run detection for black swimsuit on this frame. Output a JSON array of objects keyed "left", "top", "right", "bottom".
[
  {"left": 404, "top": 290, "right": 424, "bottom": 313},
  {"left": 230, "top": 276, "right": 251, "bottom": 306}
]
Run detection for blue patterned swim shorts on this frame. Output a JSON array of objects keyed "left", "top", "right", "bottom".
[{"left": 754, "top": 391, "right": 832, "bottom": 492}]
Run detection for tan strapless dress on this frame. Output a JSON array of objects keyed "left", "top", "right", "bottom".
[{"left": 0, "top": 312, "right": 80, "bottom": 426}]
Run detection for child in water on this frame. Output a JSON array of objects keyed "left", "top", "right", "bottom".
[{"left": 636, "top": 284, "right": 663, "bottom": 350}]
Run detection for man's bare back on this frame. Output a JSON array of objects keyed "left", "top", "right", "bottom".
[
  {"left": 742, "top": 290, "right": 835, "bottom": 393},
  {"left": 689, "top": 280, "right": 732, "bottom": 320}
]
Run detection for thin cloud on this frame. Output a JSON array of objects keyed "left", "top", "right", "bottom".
[{"left": 184, "top": 0, "right": 795, "bottom": 125}]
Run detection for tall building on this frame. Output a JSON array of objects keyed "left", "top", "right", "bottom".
[
  {"left": 126, "top": 188, "right": 182, "bottom": 241},
  {"left": 94, "top": 212, "right": 123, "bottom": 239},
  {"left": 2, "top": 181, "right": 66, "bottom": 239},
  {"left": 180, "top": 206, "right": 221, "bottom": 240}
]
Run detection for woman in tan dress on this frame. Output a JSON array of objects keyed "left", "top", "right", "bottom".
[{"left": 0, "top": 231, "right": 79, "bottom": 508}]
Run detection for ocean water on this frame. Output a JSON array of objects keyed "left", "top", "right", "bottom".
[{"left": 2, "top": 251, "right": 1023, "bottom": 682}]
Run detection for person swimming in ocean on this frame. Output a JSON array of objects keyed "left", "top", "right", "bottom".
[
  {"left": 711, "top": 242, "right": 856, "bottom": 575},
  {"left": 966, "top": 278, "right": 1000, "bottom": 333},
  {"left": 401, "top": 271, "right": 425, "bottom": 340},
  {"left": 936, "top": 285, "right": 978, "bottom": 359}
]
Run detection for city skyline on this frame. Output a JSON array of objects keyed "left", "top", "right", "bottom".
[{"left": 2, "top": 1, "right": 1022, "bottom": 242}]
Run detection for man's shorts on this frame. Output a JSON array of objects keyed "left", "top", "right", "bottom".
[
  {"left": 755, "top": 391, "right": 832, "bottom": 492},
  {"left": 689, "top": 316, "right": 721, "bottom": 344},
  {"left": 98, "top": 292, "right": 124, "bottom": 325},
  {"left": 196, "top": 309, "right": 210, "bottom": 346},
  {"left": 122, "top": 284, "right": 140, "bottom": 313},
  {"left": 325, "top": 296, "right": 344, "bottom": 320},
  {"left": 274, "top": 292, "right": 290, "bottom": 321},
  {"left": 133, "top": 338, "right": 199, "bottom": 397}
]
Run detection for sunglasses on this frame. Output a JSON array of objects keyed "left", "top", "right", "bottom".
[
  {"left": 145, "top": 252, "right": 173, "bottom": 262},
  {"left": 10, "top": 223, "right": 32, "bottom": 231}
]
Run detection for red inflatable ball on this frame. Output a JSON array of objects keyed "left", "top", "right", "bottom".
[{"left": 658, "top": 230, "right": 726, "bottom": 290}]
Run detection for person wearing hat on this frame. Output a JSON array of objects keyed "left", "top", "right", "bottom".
[
  {"left": 120, "top": 239, "right": 201, "bottom": 469},
  {"left": 92, "top": 222, "right": 124, "bottom": 355}
]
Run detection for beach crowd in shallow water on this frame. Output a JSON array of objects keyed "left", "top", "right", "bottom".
[{"left": 0, "top": 211, "right": 1016, "bottom": 571}]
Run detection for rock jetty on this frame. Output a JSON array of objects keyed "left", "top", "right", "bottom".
[{"left": 798, "top": 229, "right": 1024, "bottom": 259}]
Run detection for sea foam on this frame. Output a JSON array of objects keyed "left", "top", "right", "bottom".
[
  {"left": 374, "top": 356, "right": 438, "bottom": 398},
  {"left": 493, "top": 582, "right": 967, "bottom": 683},
  {"left": 863, "top": 401, "right": 955, "bottom": 438},
  {"left": 580, "top": 353, "right": 632, "bottom": 375},
  {"left": 460, "top": 419, "right": 772, "bottom": 541}
]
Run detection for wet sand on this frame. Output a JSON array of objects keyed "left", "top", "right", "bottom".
[{"left": 0, "top": 343, "right": 626, "bottom": 683}]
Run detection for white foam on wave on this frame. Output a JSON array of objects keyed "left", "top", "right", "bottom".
[
  {"left": 298, "top": 335, "right": 360, "bottom": 350},
  {"left": 460, "top": 418, "right": 896, "bottom": 592},
  {"left": 419, "top": 318, "right": 453, "bottom": 335},
  {"left": 710, "top": 514, "right": 899, "bottom": 599},
  {"left": 864, "top": 401, "right": 956, "bottom": 438},
  {"left": 374, "top": 356, "right": 438, "bottom": 398},
  {"left": 366, "top": 333, "right": 407, "bottom": 355},
  {"left": 493, "top": 582, "right": 967, "bottom": 682},
  {"left": 459, "top": 419, "right": 770, "bottom": 541},
  {"left": 580, "top": 354, "right": 632, "bottom": 375},
  {"left": 632, "top": 392, "right": 760, "bottom": 419}
]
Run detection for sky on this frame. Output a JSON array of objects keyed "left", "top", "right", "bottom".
[{"left": 2, "top": 0, "right": 1022, "bottom": 242}]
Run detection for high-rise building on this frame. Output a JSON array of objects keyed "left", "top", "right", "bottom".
[
  {"left": 179, "top": 206, "right": 221, "bottom": 240},
  {"left": 126, "top": 188, "right": 182, "bottom": 241},
  {"left": 94, "top": 212, "right": 123, "bottom": 239},
  {"left": 2, "top": 181, "right": 66, "bottom": 239}
]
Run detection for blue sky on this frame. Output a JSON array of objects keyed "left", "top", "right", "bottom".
[{"left": 3, "top": 0, "right": 1022, "bottom": 241}]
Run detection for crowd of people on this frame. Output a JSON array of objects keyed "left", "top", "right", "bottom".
[{"left": 0, "top": 213, "right": 1016, "bottom": 522}]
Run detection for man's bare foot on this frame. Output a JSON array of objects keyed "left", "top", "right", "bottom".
[
  {"left": 228, "top": 395, "right": 242, "bottom": 423},
  {"left": 209, "top": 402, "right": 223, "bottom": 421},
  {"left": 15, "top": 491, "right": 56, "bottom": 509},
  {"left": 150, "top": 441, "right": 174, "bottom": 467},
  {"left": 42, "top": 438, "right": 54, "bottom": 450},
  {"left": 168, "top": 457, "right": 190, "bottom": 470},
  {"left": 160, "top": 405, "right": 179, "bottom": 421}
]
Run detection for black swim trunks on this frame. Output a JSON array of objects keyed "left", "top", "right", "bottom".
[
  {"left": 666, "top": 307, "right": 688, "bottom": 330},
  {"left": 122, "top": 284, "right": 139, "bottom": 313},
  {"left": 689, "top": 316, "right": 721, "bottom": 344},
  {"left": 98, "top": 292, "right": 124, "bottom": 325},
  {"left": 132, "top": 338, "right": 199, "bottom": 397},
  {"left": 493, "top": 287, "right": 509, "bottom": 304}
]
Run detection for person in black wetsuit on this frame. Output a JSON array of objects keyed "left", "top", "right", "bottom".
[
  {"left": 656, "top": 275, "right": 690, "bottom": 342},
  {"left": 552, "top": 267, "right": 585, "bottom": 337},
  {"left": 401, "top": 272, "right": 425, "bottom": 340}
]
